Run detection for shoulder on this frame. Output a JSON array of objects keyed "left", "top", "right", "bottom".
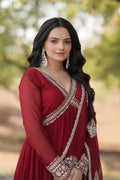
[
  {"left": 23, "top": 67, "right": 41, "bottom": 79},
  {"left": 20, "top": 67, "right": 43, "bottom": 88}
]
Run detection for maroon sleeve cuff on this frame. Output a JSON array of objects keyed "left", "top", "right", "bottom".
[
  {"left": 75, "top": 153, "right": 88, "bottom": 176},
  {"left": 47, "top": 156, "right": 70, "bottom": 179}
]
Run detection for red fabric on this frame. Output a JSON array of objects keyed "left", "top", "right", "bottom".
[{"left": 14, "top": 68, "right": 103, "bottom": 180}]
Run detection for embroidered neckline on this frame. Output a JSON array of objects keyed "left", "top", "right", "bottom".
[
  {"left": 32, "top": 67, "right": 80, "bottom": 109},
  {"left": 33, "top": 67, "right": 72, "bottom": 96},
  {"left": 31, "top": 67, "right": 85, "bottom": 127},
  {"left": 42, "top": 79, "right": 77, "bottom": 126}
]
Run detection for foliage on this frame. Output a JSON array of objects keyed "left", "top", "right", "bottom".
[
  {"left": 0, "top": 0, "right": 120, "bottom": 87},
  {"left": 52, "top": 0, "right": 120, "bottom": 86},
  {"left": 52, "top": 0, "right": 119, "bottom": 23},
  {"left": 0, "top": 0, "right": 44, "bottom": 87},
  {"left": 84, "top": 10, "right": 120, "bottom": 87}
]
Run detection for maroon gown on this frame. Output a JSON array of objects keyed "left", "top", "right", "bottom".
[{"left": 14, "top": 68, "right": 103, "bottom": 180}]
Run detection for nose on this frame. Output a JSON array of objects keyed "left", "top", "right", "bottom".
[{"left": 58, "top": 41, "right": 64, "bottom": 50}]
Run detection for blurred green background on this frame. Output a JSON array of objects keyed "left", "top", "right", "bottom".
[{"left": 0, "top": 0, "right": 120, "bottom": 179}]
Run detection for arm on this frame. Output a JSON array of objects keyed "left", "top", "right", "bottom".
[
  {"left": 19, "top": 71, "right": 70, "bottom": 179},
  {"left": 69, "top": 117, "right": 97, "bottom": 179},
  {"left": 68, "top": 146, "right": 88, "bottom": 180}
]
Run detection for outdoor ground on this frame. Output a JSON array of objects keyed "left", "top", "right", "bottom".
[{"left": 0, "top": 81, "right": 120, "bottom": 180}]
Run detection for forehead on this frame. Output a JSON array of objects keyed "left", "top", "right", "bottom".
[{"left": 48, "top": 27, "right": 71, "bottom": 39}]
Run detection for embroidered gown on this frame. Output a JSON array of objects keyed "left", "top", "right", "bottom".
[{"left": 14, "top": 68, "right": 103, "bottom": 180}]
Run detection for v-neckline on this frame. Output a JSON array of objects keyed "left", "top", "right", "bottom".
[{"left": 33, "top": 67, "right": 73, "bottom": 96}]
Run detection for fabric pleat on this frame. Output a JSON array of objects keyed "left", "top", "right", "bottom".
[{"left": 13, "top": 68, "right": 103, "bottom": 180}]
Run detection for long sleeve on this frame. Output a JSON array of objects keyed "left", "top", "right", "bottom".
[
  {"left": 75, "top": 116, "right": 102, "bottom": 179},
  {"left": 19, "top": 71, "right": 70, "bottom": 179},
  {"left": 19, "top": 73, "right": 57, "bottom": 165},
  {"left": 75, "top": 144, "right": 89, "bottom": 176}
]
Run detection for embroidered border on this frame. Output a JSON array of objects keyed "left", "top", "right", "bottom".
[
  {"left": 85, "top": 143, "right": 92, "bottom": 180},
  {"left": 42, "top": 79, "right": 77, "bottom": 126},
  {"left": 64, "top": 156, "right": 78, "bottom": 170},
  {"left": 61, "top": 85, "right": 85, "bottom": 159},
  {"left": 94, "top": 171, "right": 99, "bottom": 180},
  {"left": 34, "top": 67, "right": 68, "bottom": 97},
  {"left": 48, "top": 155, "right": 88, "bottom": 180},
  {"left": 86, "top": 92, "right": 88, "bottom": 106},
  {"left": 76, "top": 153, "right": 88, "bottom": 176},
  {"left": 33, "top": 67, "right": 83, "bottom": 126},
  {"left": 74, "top": 97, "right": 80, "bottom": 105},
  {"left": 71, "top": 98, "right": 79, "bottom": 109},
  {"left": 87, "top": 119, "right": 97, "bottom": 138},
  {"left": 47, "top": 156, "right": 70, "bottom": 179}
]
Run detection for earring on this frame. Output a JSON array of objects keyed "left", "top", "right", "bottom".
[
  {"left": 66, "top": 55, "right": 70, "bottom": 69},
  {"left": 40, "top": 49, "right": 47, "bottom": 68}
]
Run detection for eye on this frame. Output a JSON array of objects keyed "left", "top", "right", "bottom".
[
  {"left": 65, "top": 40, "right": 71, "bottom": 44},
  {"left": 51, "top": 40, "right": 57, "bottom": 43}
]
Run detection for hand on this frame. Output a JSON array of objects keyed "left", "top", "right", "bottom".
[
  {"left": 58, "top": 172, "right": 70, "bottom": 180},
  {"left": 68, "top": 168, "right": 83, "bottom": 180}
]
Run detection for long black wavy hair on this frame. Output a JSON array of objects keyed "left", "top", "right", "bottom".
[{"left": 28, "top": 17, "right": 95, "bottom": 122}]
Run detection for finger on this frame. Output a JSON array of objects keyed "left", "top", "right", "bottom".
[{"left": 68, "top": 171, "right": 74, "bottom": 180}]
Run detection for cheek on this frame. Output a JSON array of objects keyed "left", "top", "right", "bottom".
[
  {"left": 46, "top": 45, "right": 56, "bottom": 52},
  {"left": 67, "top": 45, "right": 72, "bottom": 53},
  {"left": 46, "top": 46, "right": 55, "bottom": 53}
]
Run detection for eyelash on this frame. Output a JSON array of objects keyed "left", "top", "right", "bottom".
[
  {"left": 50, "top": 40, "right": 71, "bottom": 44},
  {"left": 65, "top": 41, "right": 71, "bottom": 44},
  {"left": 51, "top": 40, "right": 57, "bottom": 43}
]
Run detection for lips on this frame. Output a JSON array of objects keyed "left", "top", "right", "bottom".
[{"left": 56, "top": 52, "right": 65, "bottom": 56}]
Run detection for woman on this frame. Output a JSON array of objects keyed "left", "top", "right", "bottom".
[{"left": 14, "top": 17, "right": 103, "bottom": 180}]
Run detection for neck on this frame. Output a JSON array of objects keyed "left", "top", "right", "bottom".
[{"left": 46, "top": 60, "right": 64, "bottom": 72}]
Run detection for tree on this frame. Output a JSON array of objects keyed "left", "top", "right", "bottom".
[
  {"left": 51, "top": 0, "right": 120, "bottom": 86},
  {"left": 51, "top": 0, "right": 120, "bottom": 23},
  {"left": 84, "top": 11, "right": 120, "bottom": 86},
  {"left": 0, "top": 0, "right": 120, "bottom": 87},
  {"left": 0, "top": 0, "right": 45, "bottom": 87}
]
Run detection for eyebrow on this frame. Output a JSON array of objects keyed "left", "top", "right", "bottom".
[{"left": 49, "top": 37, "right": 71, "bottom": 40}]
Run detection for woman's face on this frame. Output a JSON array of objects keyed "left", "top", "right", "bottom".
[{"left": 43, "top": 27, "right": 72, "bottom": 64}]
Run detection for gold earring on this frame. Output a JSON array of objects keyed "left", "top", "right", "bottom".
[
  {"left": 66, "top": 55, "right": 70, "bottom": 69},
  {"left": 40, "top": 49, "right": 47, "bottom": 68}
]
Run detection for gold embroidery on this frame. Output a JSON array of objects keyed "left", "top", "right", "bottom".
[
  {"left": 47, "top": 86, "right": 86, "bottom": 179},
  {"left": 76, "top": 153, "right": 88, "bottom": 176},
  {"left": 64, "top": 156, "right": 78, "bottom": 170},
  {"left": 48, "top": 155, "right": 88, "bottom": 180},
  {"left": 47, "top": 156, "right": 69, "bottom": 179},
  {"left": 32, "top": 68, "right": 84, "bottom": 126},
  {"left": 85, "top": 143, "right": 92, "bottom": 180},
  {"left": 34, "top": 67, "right": 68, "bottom": 97},
  {"left": 94, "top": 171, "right": 99, "bottom": 180},
  {"left": 71, "top": 98, "right": 79, "bottom": 109},
  {"left": 87, "top": 119, "right": 97, "bottom": 138},
  {"left": 42, "top": 79, "right": 77, "bottom": 126},
  {"left": 61, "top": 85, "right": 85, "bottom": 159}
]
